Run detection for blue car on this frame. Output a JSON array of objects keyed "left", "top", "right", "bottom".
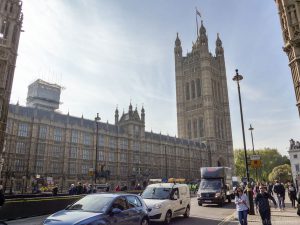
[{"left": 43, "top": 193, "right": 149, "bottom": 225}]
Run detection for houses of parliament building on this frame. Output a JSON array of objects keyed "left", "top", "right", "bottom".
[{"left": 0, "top": 5, "right": 233, "bottom": 192}]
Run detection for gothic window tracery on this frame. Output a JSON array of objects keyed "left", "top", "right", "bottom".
[
  {"left": 187, "top": 120, "right": 192, "bottom": 139},
  {"left": 186, "top": 82, "right": 190, "bottom": 100},
  {"left": 196, "top": 78, "right": 201, "bottom": 97},
  {"left": 193, "top": 119, "right": 197, "bottom": 138},
  {"left": 191, "top": 80, "right": 196, "bottom": 99}
]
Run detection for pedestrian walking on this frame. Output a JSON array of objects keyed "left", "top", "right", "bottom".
[
  {"left": 115, "top": 184, "right": 120, "bottom": 192},
  {"left": 52, "top": 185, "right": 58, "bottom": 196},
  {"left": 235, "top": 187, "right": 249, "bottom": 225},
  {"left": 267, "top": 182, "right": 273, "bottom": 196},
  {"left": 288, "top": 183, "right": 297, "bottom": 208},
  {"left": 297, "top": 189, "right": 300, "bottom": 216},
  {"left": 0, "top": 186, "right": 7, "bottom": 225},
  {"left": 273, "top": 180, "right": 285, "bottom": 210},
  {"left": 0, "top": 185, "right": 5, "bottom": 207},
  {"left": 68, "top": 184, "right": 76, "bottom": 195},
  {"left": 76, "top": 182, "right": 83, "bottom": 195},
  {"left": 255, "top": 185, "right": 277, "bottom": 225}
]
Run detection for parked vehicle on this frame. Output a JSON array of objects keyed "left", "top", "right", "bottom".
[
  {"left": 43, "top": 193, "right": 149, "bottom": 225},
  {"left": 197, "top": 167, "right": 233, "bottom": 206},
  {"left": 141, "top": 183, "right": 190, "bottom": 224},
  {"left": 232, "top": 176, "right": 241, "bottom": 191}
]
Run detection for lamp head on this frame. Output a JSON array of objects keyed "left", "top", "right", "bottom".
[
  {"left": 233, "top": 69, "right": 243, "bottom": 82},
  {"left": 249, "top": 124, "right": 254, "bottom": 131},
  {"left": 95, "top": 113, "right": 101, "bottom": 122}
]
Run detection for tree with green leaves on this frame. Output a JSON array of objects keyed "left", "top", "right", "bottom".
[
  {"left": 234, "top": 148, "right": 290, "bottom": 182},
  {"left": 268, "top": 164, "right": 292, "bottom": 182}
]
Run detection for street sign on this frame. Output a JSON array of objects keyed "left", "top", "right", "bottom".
[
  {"left": 251, "top": 159, "right": 262, "bottom": 168},
  {"left": 88, "top": 168, "right": 94, "bottom": 177},
  {"left": 250, "top": 155, "right": 260, "bottom": 160}
]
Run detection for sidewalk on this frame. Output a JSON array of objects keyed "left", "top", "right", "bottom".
[
  {"left": 247, "top": 205, "right": 299, "bottom": 224},
  {"left": 228, "top": 200, "right": 299, "bottom": 224}
]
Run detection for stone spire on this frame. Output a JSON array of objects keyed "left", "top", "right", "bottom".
[
  {"left": 215, "top": 33, "right": 224, "bottom": 56},
  {"left": 129, "top": 102, "right": 133, "bottom": 117},
  {"left": 199, "top": 20, "right": 208, "bottom": 46},
  {"left": 114, "top": 106, "right": 119, "bottom": 125},
  {"left": 141, "top": 106, "right": 145, "bottom": 123},
  {"left": 174, "top": 32, "right": 182, "bottom": 57}
]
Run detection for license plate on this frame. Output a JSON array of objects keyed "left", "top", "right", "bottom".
[{"left": 204, "top": 200, "right": 212, "bottom": 203}]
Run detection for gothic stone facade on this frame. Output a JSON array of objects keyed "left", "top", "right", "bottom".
[
  {"left": 0, "top": 0, "right": 23, "bottom": 173},
  {"left": 275, "top": 0, "right": 300, "bottom": 116},
  {"left": 2, "top": 103, "right": 208, "bottom": 192},
  {"left": 174, "top": 21, "right": 233, "bottom": 167}
]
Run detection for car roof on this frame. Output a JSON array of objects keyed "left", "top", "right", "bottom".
[
  {"left": 89, "top": 193, "right": 139, "bottom": 198},
  {"left": 147, "top": 183, "right": 188, "bottom": 188}
]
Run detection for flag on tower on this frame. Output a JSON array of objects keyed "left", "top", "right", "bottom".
[{"left": 196, "top": 9, "right": 201, "bottom": 17}]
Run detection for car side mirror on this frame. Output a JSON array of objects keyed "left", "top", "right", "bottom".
[
  {"left": 172, "top": 195, "right": 178, "bottom": 200},
  {"left": 111, "top": 208, "right": 122, "bottom": 215},
  {"left": 65, "top": 204, "right": 71, "bottom": 209}
]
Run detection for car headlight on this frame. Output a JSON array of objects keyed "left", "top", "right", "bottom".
[
  {"left": 215, "top": 192, "right": 221, "bottom": 197},
  {"left": 153, "top": 203, "right": 162, "bottom": 209},
  {"left": 197, "top": 193, "right": 201, "bottom": 198}
]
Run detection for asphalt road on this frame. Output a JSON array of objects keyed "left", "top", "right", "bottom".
[{"left": 6, "top": 197, "right": 236, "bottom": 225}]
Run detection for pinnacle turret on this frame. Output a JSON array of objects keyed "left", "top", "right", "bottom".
[
  {"left": 174, "top": 32, "right": 182, "bottom": 57},
  {"left": 199, "top": 20, "right": 208, "bottom": 46},
  {"left": 215, "top": 33, "right": 224, "bottom": 56}
]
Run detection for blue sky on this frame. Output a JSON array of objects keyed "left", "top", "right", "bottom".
[{"left": 11, "top": 0, "right": 300, "bottom": 155}]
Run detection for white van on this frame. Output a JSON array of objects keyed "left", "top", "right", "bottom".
[{"left": 141, "top": 183, "right": 191, "bottom": 224}]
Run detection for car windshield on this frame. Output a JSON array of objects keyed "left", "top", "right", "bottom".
[
  {"left": 200, "top": 180, "right": 222, "bottom": 190},
  {"left": 67, "top": 195, "right": 113, "bottom": 213},
  {"left": 142, "top": 187, "right": 171, "bottom": 199}
]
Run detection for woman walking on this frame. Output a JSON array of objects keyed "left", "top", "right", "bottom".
[
  {"left": 235, "top": 187, "right": 249, "bottom": 225},
  {"left": 288, "top": 183, "right": 297, "bottom": 208}
]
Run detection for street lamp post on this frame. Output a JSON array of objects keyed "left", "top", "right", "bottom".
[
  {"left": 94, "top": 113, "right": 101, "bottom": 185},
  {"left": 248, "top": 124, "right": 258, "bottom": 181},
  {"left": 164, "top": 145, "right": 168, "bottom": 180},
  {"left": 233, "top": 69, "right": 254, "bottom": 215}
]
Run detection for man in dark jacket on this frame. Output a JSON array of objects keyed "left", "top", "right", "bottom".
[
  {"left": 0, "top": 185, "right": 5, "bottom": 207},
  {"left": 255, "top": 185, "right": 277, "bottom": 225},
  {"left": 273, "top": 180, "right": 285, "bottom": 210}
]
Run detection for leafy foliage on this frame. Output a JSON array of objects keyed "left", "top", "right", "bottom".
[
  {"left": 268, "top": 164, "right": 292, "bottom": 182},
  {"left": 234, "top": 148, "right": 290, "bottom": 182}
]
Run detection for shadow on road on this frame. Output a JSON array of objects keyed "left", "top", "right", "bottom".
[
  {"left": 151, "top": 216, "right": 223, "bottom": 225},
  {"left": 200, "top": 202, "right": 236, "bottom": 209}
]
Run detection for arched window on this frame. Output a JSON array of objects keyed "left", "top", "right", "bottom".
[
  {"left": 12, "top": 25, "right": 18, "bottom": 44},
  {"left": 185, "top": 82, "right": 190, "bottom": 100},
  {"left": 198, "top": 118, "right": 204, "bottom": 137},
  {"left": 196, "top": 79, "right": 201, "bottom": 97},
  {"left": 193, "top": 119, "right": 197, "bottom": 138},
  {"left": 191, "top": 80, "right": 196, "bottom": 99},
  {"left": 187, "top": 120, "right": 192, "bottom": 139}
]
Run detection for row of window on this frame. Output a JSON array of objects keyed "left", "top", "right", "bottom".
[
  {"left": 14, "top": 141, "right": 199, "bottom": 163},
  {"left": 212, "top": 79, "right": 223, "bottom": 103},
  {"left": 187, "top": 118, "right": 204, "bottom": 139},
  {"left": 185, "top": 79, "right": 202, "bottom": 100},
  {"left": 185, "top": 78, "right": 224, "bottom": 103},
  {"left": 14, "top": 159, "right": 199, "bottom": 177}
]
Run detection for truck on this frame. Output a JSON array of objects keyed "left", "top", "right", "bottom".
[{"left": 197, "top": 167, "right": 233, "bottom": 206}]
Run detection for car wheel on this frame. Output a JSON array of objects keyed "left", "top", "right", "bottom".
[
  {"left": 183, "top": 205, "right": 190, "bottom": 218},
  {"left": 198, "top": 202, "right": 202, "bottom": 206},
  {"left": 164, "top": 210, "right": 172, "bottom": 225},
  {"left": 141, "top": 217, "right": 149, "bottom": 225}
]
